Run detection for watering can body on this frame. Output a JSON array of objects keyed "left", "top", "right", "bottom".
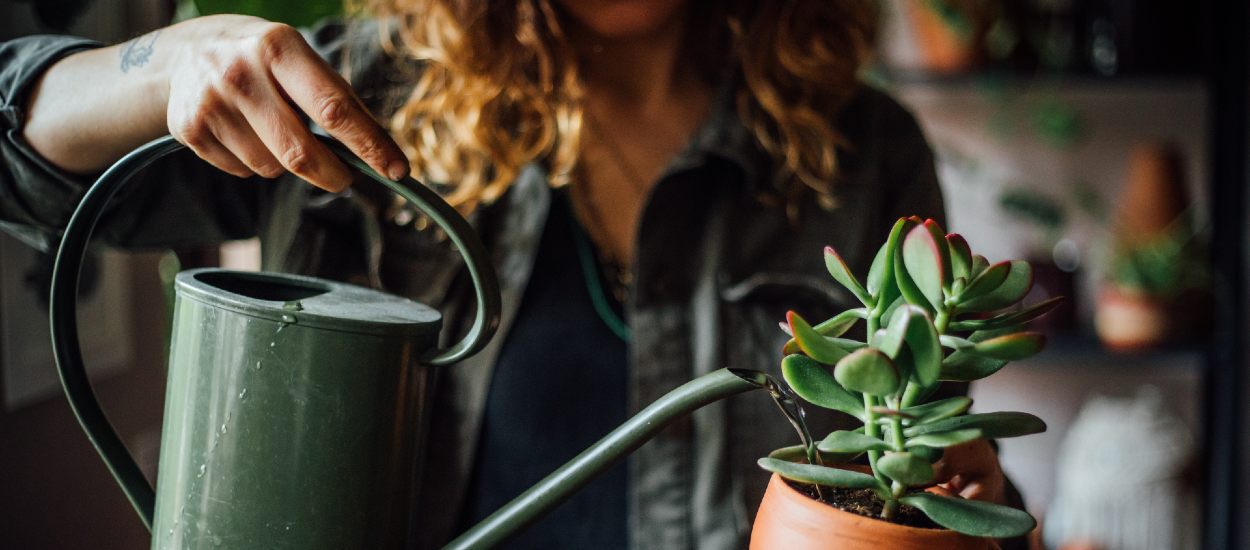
[{"left": 152, "top": 269, "right": 440, "bottom": 548}]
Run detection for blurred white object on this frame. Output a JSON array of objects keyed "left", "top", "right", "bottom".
[{"left": 1044, "top": 387, "right": 1197, "bottom": 550}]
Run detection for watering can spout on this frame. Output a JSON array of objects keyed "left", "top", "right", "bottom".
[{"left": 446, "top": 368, "right": 772, "bottom": 550}]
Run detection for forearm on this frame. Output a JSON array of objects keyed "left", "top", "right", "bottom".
[{"left": 21, "top": 26, "right": 182, "bottom": 174}]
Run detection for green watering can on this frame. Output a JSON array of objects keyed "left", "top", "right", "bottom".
[{"left": 49, "top": 136, "right": 796, "bottom": 549}]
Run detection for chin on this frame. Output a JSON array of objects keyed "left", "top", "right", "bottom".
[{"left": 555, "top": 0, "right": 690, "bottom": 39}]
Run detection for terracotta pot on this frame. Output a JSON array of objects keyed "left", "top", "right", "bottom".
[
  {"left": 751, "top": 474, "right": 997, "bottom": 550},
  {"left": 1094, "top": 285, "right": 1170, "bottom": 351}
]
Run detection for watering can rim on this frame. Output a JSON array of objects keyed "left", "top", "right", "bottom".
[{"left": 175, "top": 267, "right": 442, "bottom": 337}]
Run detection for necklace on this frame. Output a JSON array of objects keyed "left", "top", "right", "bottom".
[{"left": 570, "top": 109, "right": 655, "bottom": 302}]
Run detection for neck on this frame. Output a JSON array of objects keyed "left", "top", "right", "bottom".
[{"left": 567, "top": 12, "right": 693, "bottom": 113}]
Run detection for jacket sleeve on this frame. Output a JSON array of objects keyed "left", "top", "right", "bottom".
[
  {"left": 0, "top": 34, "right": 277, "bottom": 252},
  {"left": 0, "top": 18, "right": 400, "bottom": 254}
]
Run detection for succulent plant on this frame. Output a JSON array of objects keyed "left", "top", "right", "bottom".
[{"left": 758, "top": 216, "right": 1059, "bottom": 539}]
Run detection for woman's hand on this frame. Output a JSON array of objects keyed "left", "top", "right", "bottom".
[
  {"left": 930, "top": 439, "right": 1007, "bottom": 504},
  {"left": 23, "top": 15, "right": 407, "bottom": 191},
  {"left": 165, "top": 16, "right": 407, "bottom": 190}
]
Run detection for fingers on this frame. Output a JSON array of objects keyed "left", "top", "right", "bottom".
[
  {"left": 214, "top": 47, "right": 354, "bottom": 192},
  {"left": 212, "top": 110, "right": 283, "bottom": 179},
  {"left": 929, "top": 440, "right": 1006, "bottom": 503},
  {"left": 262, "top": 26, "right": 408, "bottom": 181},
  {"left": 169, "top": 102, "right": 254, "bottom": 179}
]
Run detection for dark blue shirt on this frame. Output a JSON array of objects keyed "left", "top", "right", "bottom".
[{"left": 460, "top": 190, "right": 628, "bottom": 548}]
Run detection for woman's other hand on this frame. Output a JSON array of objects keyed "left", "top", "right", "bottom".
[{"left": 930, "top": 439, "right": 1007, "bottom": 504}]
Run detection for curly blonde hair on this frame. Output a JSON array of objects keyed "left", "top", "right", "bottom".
[{"left": 359, "top": 0, "right": 876, "bottom": 212}]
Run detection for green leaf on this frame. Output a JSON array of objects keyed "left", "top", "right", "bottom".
[
  {"left": 757, "top": 458, "right": 888, "bottom": 494},
  {"left": 818, "top": 430, "right": 892, "bottom": 453},
  {"left": 958, "top": 261, "right": 1010, "bottom": 303},
  {"left": 768, "top": 444, "right": 863, "bottom": 465},
  {"left": 902, "top": 222, "right": 950, "bottom": 311},
  {"left": 905, "top": 412, "right": 1047, "bottom": 439},
  {"left": 826, "top": 246, "right": 873, "bottom": 307},
  {"left": 911, "top": 445, "right": 944, "bottom": 463},
  {"left": 969, "top": 254, "right": 990, "bottom": 279},
  {"left": 781, "top": 354, "right": 864, "bottom": 419},
  {"left": 787, "top": 311, "right": 851, "bottom": 364},
  {"left": 878, "top": 305, "right": 911, "bottom": 358},
  {"left": 879, "top": 296, "right": 905, "bottom": 328},
  {"left": 901, "top": 307, "right": 942, "bottom": 387},
  {"left": 834, "top": 348, "right": 900, "bottom": 396},
  {"left": 947, "top": 233, "right": 973, "bottom": 281},
  {"left": 971, "top": 332, "right": 1046, "bottom": 360},
  {"left": 781, "top": 308, "right": 867, "bottom": 354},
  {"left": 959, "top": 260, "right": 1034, "bottom": 312},
  {"left": 906, "top": 428, "right": 983, "bottom": 448},
  {"left": 869, "top": 218, "right": 913, "bottom": 309},
  {"left": 950, "top": 276, "right": 967, "bottom": 296},
  {"left": 893, "top": 231, "right": 933, "bottom": 314},
  {"left": 939, "top": 335, "right": 975, "bottom": 349},
  {"left": 899, "top": 493, "right": 1037, "bottom": 538},
  {"left": 877, "top": 452, "right": 934, "bottom": 486},
  {"left": 902, "top": 396, "right": 972, "bottom": 423},
  {"left": 947, "top": 297, "right": 1063, "bottom": 332},
  {"left": 940, "top": 351, "right": 1009, "bottom": 381}
]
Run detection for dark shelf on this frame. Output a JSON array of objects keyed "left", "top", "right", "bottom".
[{"left": 874, "top": 67, "right": 1206, "bottom": 92}]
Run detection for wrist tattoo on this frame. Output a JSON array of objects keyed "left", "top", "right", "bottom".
[{"left": 119, "top": 30, "right": 160, "bottom": 73}]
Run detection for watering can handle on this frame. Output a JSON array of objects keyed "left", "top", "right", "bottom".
[{"left": 48, "top": 135, "right": 502, "bottom": 530}]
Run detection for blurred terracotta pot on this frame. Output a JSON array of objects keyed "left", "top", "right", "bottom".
[
  {"left": 1094, "top": 286, "right": 1170, "bottom": 351},
  {"left": 750, "top": 474, "right": 996, "bottom": 550}
]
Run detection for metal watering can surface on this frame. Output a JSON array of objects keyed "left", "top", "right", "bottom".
[{"left": 49, "top": 136, "right": 788, "bottom": 549}]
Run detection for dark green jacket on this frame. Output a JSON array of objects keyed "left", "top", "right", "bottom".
[{"left": 1, "top": 22, "right": 967, "bottom": 549}]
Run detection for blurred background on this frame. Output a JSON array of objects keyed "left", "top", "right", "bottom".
[{"left": 0, "top": 1, "right": 1246, "bottom": 549}]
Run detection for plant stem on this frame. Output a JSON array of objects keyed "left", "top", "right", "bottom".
[
  {"left": 934, "top": 309, "right": 950, "bottom": 334},
  {"left": 863, "top": 393, "right": 888, "bottom": 488}
]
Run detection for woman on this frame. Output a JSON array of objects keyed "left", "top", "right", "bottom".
[{"left": 0, "top": 1, "right": 1015, "bottom": 548}]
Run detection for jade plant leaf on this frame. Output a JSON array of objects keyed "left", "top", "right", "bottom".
[
  {"left": 901, "top": 222, "right": 951, "bottom": 310},
  {"left": 780, "top": 308, "right": 867, "bottom": 354},
  {"left": 906, "top": 428, "right": 983, "bottom": 448},
  {"left": 868, "top": 218, "right": 913, "bottom": 308},
  {"left": 781, "top": 354, "right": 863, "bottom": 419},
  {"left": 892, "top": 226, "right": 933, "bottom": 314},
  {"left": 947, "top": 297, "right": 1063, "bottom": 332},
  {"left": 904, "top": 412, "right": 1047, "bottom": 439},
  {"left": 970, "top": 332, "right": 1046, "bottom": 360},
  {"left": 969, "top": 254, "right": 990, "bottom": 279},
  {"left": 940, "top": 351, "right": 1009, "bottom": 381},
  {"left": 899, "top": 493, "right": 1037, "bottom": 538},
  {"left": 958, "top": 260, "right": 1010, "bottom": 304},
  {"left": 878, "top": 306, "right": 911, "bottom": 358},
  {"left": 877, "top": 452, "right": 934, "bottom": 486},
  {"left": 902, "top": 396, "right": 972, "bottom": 423},
  {"left": 901, "top": 307, "right": 942, "bottom": 387},
  {"left": 768, "top": 444, "right": 862, "bottom": 465},
  {"left": 757, "top": 458, "right": 888, "bottom": 495},
  {"left": 947, "top": 233, "right": 973, "bottom": 281},
  {"left": 958, "top": 260, "right": 1034, "bottom": 312},
  {"left": 787, "top": 311, "right": 853, "bottom": 364},
  {"left": 911, "top": 445, "right": 944, "bottom": 464},
  {"left": 939, "top": 335, "right": 974, "bottom": 349},
  {"left": 825, "top": 246, "right": 872, "bottom": 306},
  {"left": 818, "top": 430, "right": 892, "bottom": 453},
  {"left": 834, "top": 348, "right": 900, "bottom": 396}
]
